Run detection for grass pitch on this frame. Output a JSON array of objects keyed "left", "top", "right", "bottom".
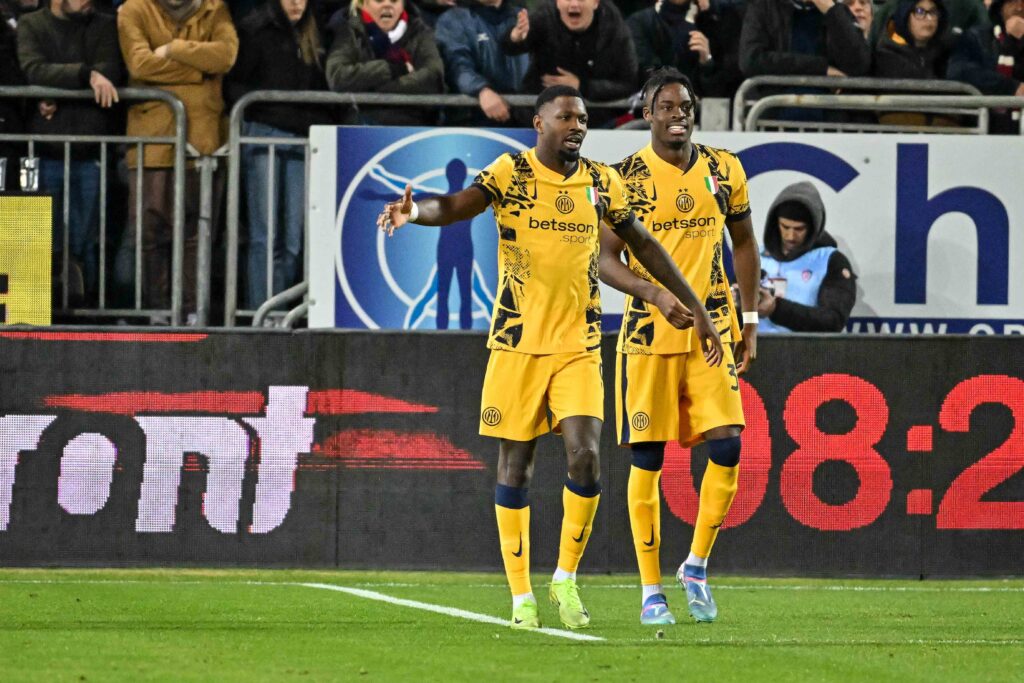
[{"left": 1, "top": 569, "right": 1022, "bottom": 682}]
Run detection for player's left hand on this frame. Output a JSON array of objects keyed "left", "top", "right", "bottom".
[
  {"left": 377, "top": 184, "right": 413, "bottom": 237},
  {"left": 654, "top": 289, "right": 694, "bottom": 329},
  {"left": 734, "top": 323, "right": 757, "bottom": 374},
  {"left": 694, "top": 310, "right": 723, "bottom": 367}
]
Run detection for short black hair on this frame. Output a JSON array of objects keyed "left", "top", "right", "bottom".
[
  {"left": 535, "top": 85, "right": 584, "bottom": 114},
  {"left": 641, "top": 68, "right": 697, "bottom": 111}
]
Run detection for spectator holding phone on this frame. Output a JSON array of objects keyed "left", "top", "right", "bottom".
[{"left": 757, "top": 181, "right": 856, "bottom": 333}]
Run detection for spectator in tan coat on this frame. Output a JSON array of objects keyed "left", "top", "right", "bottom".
[{"left": 117, "top": 0, "right": 237, "bottom": 318}]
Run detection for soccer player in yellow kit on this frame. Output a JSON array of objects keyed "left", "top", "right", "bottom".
[
  {"left": 378, "top": 85, "right": 723, "bottom": 631},
  {"left": 600, "top": 69, "right": 761, "bottom": 625}
]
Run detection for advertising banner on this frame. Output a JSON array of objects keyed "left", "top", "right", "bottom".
[
  {"left": 0, "top": 196, "right": 51, "bottom": 325},
  {"left": 308, "top": 128, "right": 1024, "bottom": 334},
  {"left": 0, "top": 330, "right": 1021, "bottom": 576}
]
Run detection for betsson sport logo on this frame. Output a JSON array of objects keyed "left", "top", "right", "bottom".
[{"left": 333, "top": 129, "right": 531, "bottom": 330}]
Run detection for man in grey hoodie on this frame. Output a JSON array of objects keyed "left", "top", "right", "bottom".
[{"left": 757, "top": 180, "right": 857, "bottom": 332}]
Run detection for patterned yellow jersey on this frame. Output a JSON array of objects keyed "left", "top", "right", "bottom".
[
  {"left": 614, "top": 143, "right": 750, "bottom": 355},
  {"left": 473, "top": 148, "right": 635, "bottom": 354}
]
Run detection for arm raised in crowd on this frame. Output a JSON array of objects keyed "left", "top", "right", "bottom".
[
  {"left": 118, "top": 1, "right": 203, "bottom": 84},
  {"left": 822, "top": 1, "right": 870, "bottom": 76},
  {"left": 162, "top": 3, "right": 238, "bottom": 76}
]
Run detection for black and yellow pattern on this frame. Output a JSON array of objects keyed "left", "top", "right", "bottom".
[
  {"left": 473, "top": 148, "right": 634, "bottom": 355},
  {"left": 613, "top": 144, "right": 750, "bottom": 355}
]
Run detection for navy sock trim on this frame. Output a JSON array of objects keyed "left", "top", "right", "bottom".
[
  {"left": 619, "top": 354, "right": 630, "bottom": 444},
  {"left": 495, "top": 483, "right": 529, "bottom": 509},
  {"left": 707, "top": 436, "right": 741, "bottom": 468},
  {"left": 564, "top": 478, "right": 601, "bottom": 498},
  {"left": 631, "top": 442, "right": 666, "bottom": 471}
]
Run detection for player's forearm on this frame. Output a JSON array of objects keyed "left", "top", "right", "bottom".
[
  {"left": 732, "top": 239, "right": 761, "bottom": 313},
  {"left": 598, "top": 250, "right": 663, "bottom": 304},
  {"left": 622, "top": 223, "right": 704, "bottom": 313},
  {"left": 413, "top": 195, "right": 476, "bottom": 226}
]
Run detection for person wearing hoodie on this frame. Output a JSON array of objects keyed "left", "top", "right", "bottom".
[
  {"left": 433, "top": 0, "right": 529, "bottom": 125},
  {"left": 757, "top": 181, "right": 856, "bottom": 333},
  {"left": 874, "top": 0, "right": 960, "bottom": 126},
  {"left": 948, "top": 0, "right": 1024, "bottom": 132},
  {"left": 628, "top": 0, "right": 744, "bottom": 98},
  {"left": 325, "top": 0, "right": 445, "bottom": 126},
  {"left": 226, "top": 0, "right": 332, "bottom": 309}
]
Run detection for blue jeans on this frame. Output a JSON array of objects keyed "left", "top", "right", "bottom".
[
  {"left": 40, "top": 157, "right": 100, "bottom": 295},
  {"left": 242, "top": 121, "right": 305, "bottom": 310}
]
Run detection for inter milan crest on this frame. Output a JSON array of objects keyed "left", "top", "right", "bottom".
[
  {"left": 555, "top": 191, "right": 575, "bottom": 214},
  {"left": 676, "top": 192, "right": 694, "bottom": 213}
]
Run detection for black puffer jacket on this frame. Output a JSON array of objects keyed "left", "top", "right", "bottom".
[
  {"left": 226, "top": 0, "right": 334, "bottom": 134},
  {"left": 501, "top": 0, "right": 637, "bottom": 101}
]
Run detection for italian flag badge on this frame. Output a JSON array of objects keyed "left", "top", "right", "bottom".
[
  {"left": 585, "top": 186, "right": 599, "bottom": 204},
  {"left": 704, "top": 175, "right": 720, "bottom": 193}
]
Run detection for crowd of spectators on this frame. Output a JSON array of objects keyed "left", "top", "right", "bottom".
[{"left": 0, "top": 0, "right": 1021, "bottom": 319}]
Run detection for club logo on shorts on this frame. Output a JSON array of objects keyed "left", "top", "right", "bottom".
[
  {"left": 555, "top": 192, "right": 575, "bottom": 214},
  {"left": 631, "top": 412, "right": 650, "bottom": 431},
  {"left": 676, "top": 193, "right": 694, "bottom": 213},
  {"left": 482, "top": 407, "right": 502, "bottom": 426}
]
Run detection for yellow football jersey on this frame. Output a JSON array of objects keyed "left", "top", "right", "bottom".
[
  {"left": 614, "top": 143, "right": 750, "bottom": 355},
  {"left": 474, "top": 148, "right": 634, "bottom": 354}
]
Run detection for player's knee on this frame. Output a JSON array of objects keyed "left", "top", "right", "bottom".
[
  {"left": 707, "top": 435, "right": 741, "bottom": 468},
  {"left": 567, "top": 445, "right": 600, "bottom": 488},
  {"left": 631, "top": 442, "right": 665, "bottom": 471}
]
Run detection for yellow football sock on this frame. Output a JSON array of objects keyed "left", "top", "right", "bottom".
[
  {"left": 495, "top": 504, "right": 531, "bottom": 596},
  {"left": 556, "top": 485, "right": 600, "bottom": 574},
  {"left": 628, "top": 465, "right": 662, "bottom": 586},
  {"left": 691, "top": 461, "right": 739, "bottom": 559}
]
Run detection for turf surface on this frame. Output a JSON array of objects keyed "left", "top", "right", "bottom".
[{"left": 1, "top": 569, "right": 1022, "bottom": 682}]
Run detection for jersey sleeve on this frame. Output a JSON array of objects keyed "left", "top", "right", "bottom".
[
  {"left": 725, "top": 152, "right": 751, "bottom": 223},
  {"left": 472, "top": 153, "right": 514, "bottom": 206},
  {"left": 602, "top": 164, "right": 636, "bottom": 231}
]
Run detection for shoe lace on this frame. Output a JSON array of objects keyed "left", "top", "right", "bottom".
[{"left": 561, "top": 580, "right": 584, "bottom": 612}]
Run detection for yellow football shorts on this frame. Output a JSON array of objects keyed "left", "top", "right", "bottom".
[
  {"left": 615, "top": 343, "right": 744, "bottom": 447},
  {"left": 479, "top": 349, "right": 604, "bottom": 441}
]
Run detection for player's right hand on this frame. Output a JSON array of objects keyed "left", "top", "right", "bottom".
[
  {"left": 654, "top": 289, "right": 694, "bottom": 330},
  {"left": 377, "top": 184, "right": 413, "bottom": 237},
  {"left": 694, "top": 310, "right": 723, "bottom": 367}
]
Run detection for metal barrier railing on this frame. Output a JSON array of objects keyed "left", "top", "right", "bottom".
[
  {"left": 0, "top": 86, "right": 190, "bottom": 324},
  {"left": 224, "top": 91, "right": 632, "bottom": 327},
  {"left": 743, "top": 94, "right": 1024, "bottom": 134},
  {"left": 731, "top": 76, "right": 984, "bottom": 132}
]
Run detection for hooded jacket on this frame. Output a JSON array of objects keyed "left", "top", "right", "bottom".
[
  {"left": 434, "top": 1, "right": 529, "bottom": 97},
  {"left": 225, "top": 0, "right": 333, "bottom": 135},
  {"left": 873, "top": 0, "right": 955, "bottom": 79},
  {"left": 760, "top": 181, "right": 856, "bottom": 332}
]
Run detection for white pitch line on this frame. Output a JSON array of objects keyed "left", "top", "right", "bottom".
[{"left": 298, "top": 582, "right": 604, "bottom": 643}]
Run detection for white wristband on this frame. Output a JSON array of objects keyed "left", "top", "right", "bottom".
[
  {"left": 408, "top": 201, "right": 420, "bottom": 223},
  {"left": 742, "top": 312, "right": 759, "bottom": 325}
]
